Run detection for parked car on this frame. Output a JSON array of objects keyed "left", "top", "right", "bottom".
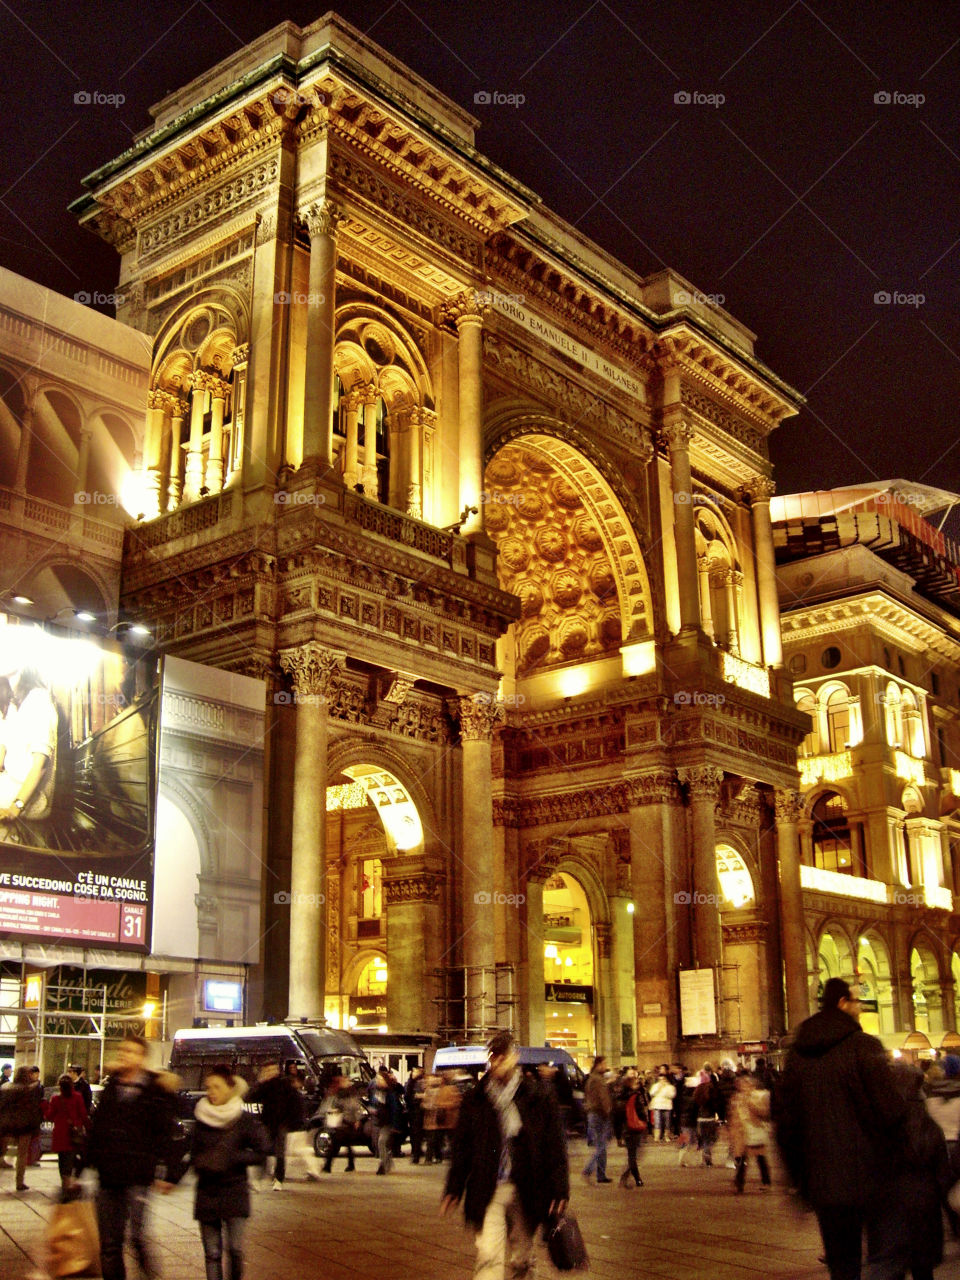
[{"left": 431, "top": 1044, "right": 586, "bottom": 1131}]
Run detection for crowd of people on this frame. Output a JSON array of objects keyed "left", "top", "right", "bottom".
[{"left": 5, "top": 996, "right": 960, "bottom": 1279}]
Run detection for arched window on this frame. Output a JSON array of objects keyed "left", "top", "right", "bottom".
[
  {"left": 715, "top": 845, "right": 756, "bottom": 908},
  {"left": 901, "top": 690, "right": 925, "bottom": 758},
  {"left": 796, "top": 691, "right": 819, "bottom": 756},
  {"left": 884, "top": 683, "right": 902, "bottom": 748},
  {"left": 825, "top": 688, "right": 851, "bottom": 753},
  {"left": 811, "top": 791, "right": 862, "bottom": 875}
]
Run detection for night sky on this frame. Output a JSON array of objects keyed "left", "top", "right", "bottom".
[{"left": 2, "top": 1, "right": 959, "bottom": 503}]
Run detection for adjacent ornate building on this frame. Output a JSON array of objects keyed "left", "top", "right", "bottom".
[
  {"left": 774, "top": 484, "right": 960, "bottom": 1050},
  {"left": 70, "top": 12, "right": 812, "bottom": 1062}
]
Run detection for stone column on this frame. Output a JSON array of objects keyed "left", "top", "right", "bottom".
[
  {"left": 678, "top": 766, "right": 723, "bottom": 973},
  {"left": 664, "top": 421, "right": 701, "bottom": 632},
  {"left": 143, "top": 390, "right": 169, "bottom": 516},
  {"left": 205, "top": 378, "right": 229, "bottom": 493},
  {"left": 775, "top": 787, "right": 809, "bottom": 1028},
  {"left": 743, "top": 475, "right": 783, "bottom": 667},
  {"left": 76, "top": 429, "right": 92, "bottom": 497},
  {"left": 166, "top": 400, "right": 187, "bottom": 510},
  {"left": 594, "top": 920, "right": 617, "bottom": 1063},
  {"left": 726, "top": 570, "right": 743, "bottom": 655},
  {"left": 183, "top": 371, "right": 209, "bottom": 502},
  {"left": 301, "top": 199, "right": 344, "bottom": 472},
  {"left": 459, "top": 694, "right": 502, "bottom": 1029},
  {"left": 450, "top": 291, "right": 485, "bottom": 534},
  {"left": 341, "top": 391, "right": 361, "bottom": 490},
  {"left": 228, "top": 343, "right": 249, "bottom": 479},
  {"left": 360, "top": 385, "right": 379, "bottom": 498},
  {"left": 406, "top": 408, "right": 424, "bottom": 519},
  {"left": 382, "top": 854, "right": 445, "bottom": 1031},
  {"left": 698, "top": 556, "right": 714, "bottom": 639},
  {"left": 628, "top": 772, "right": 684, "bottom": 1052},
  {"left": 13, "top": 385, "right": 36, "bottom": 492},
  {"left": 278, "top": 643, "right": 344, "bottom": 1021}
]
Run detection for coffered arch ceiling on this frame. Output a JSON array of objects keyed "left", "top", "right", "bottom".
[{"left": 483, "top": 433, "right": 652, "bottom": 675}]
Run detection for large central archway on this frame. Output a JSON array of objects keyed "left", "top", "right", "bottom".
[{"left": 483, "top": 429, "right": 654, "bottom": 700}]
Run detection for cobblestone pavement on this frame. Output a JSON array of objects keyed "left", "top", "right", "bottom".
[{"left": 3, "top": 1138, "right": 960, "bottom": 1279}]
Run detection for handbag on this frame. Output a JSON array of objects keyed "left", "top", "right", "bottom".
[
  {"left": 545, "top": 1213, "right": 589, "bottom": 1272},
  {"left": 69, "top": 1123, "right": 87, "bottom": 1150},
  {"left": 46, "top": 1197, "right": 101, "bottom": 1278}
]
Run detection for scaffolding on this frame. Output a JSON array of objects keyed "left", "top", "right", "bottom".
[{"left": 433, "top": 963, "right": 517, "bottom": 1042}]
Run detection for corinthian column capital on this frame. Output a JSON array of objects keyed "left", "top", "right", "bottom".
[
  {"left": 662, "top": 419, "right": 696, "bottom": 451},
  {"left": 741, "top": 474, "right": 776, "bottom": 505},
  {"left": 440, "top": 288, "right": 488, "bottom": 329},
  {"left": 678, "top": 765, "right": 724, "bottom": 802},
  {"left": 774, "top": 787, "right": 804, "bottom": 825},
  {"left": 278, "top": 643, "right": 345, "bottom": 702},
  {"left": 303, "top": 199, "right": 345, "bottom": 240},
  {"left": 458, "top": 692, "right": 505, "bottom": 741}
]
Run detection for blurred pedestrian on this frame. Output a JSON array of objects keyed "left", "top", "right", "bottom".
[
  {"left": 69, "top": 1064, "right": 94, "bottom": 1115},
  {"left": 0, "top": 1065, "right": 43, "bottom": 1191},
  {"left": 618, "top": 1069, "right": 647, "bottom": 1188},
  {"left": 924, "top": 1054, "right": 960, "bottom": 1172},
  {"left": 191, "top": 1066, "right": 269, "bottom": 1280},
  {"left": 85, "top": 1034, "right": 182, "bottom": 1280},
  {"left": 582, "top": 1056, "right": 614, "bottom": 1183},
  {"left": 321, "top": 1075, "right": 364, "bottom": 1173},
  {"left": 727, "top": 1073, "right": 771, "bottom": 1193},
  {"left": 405, "top": 1067, "right": 426, "bottom": 1164},
  {"left": 886, "top": 1062, "right": 954, "bottom": 1280},
  {"left": 248, "top": 1060, "right": 301, "bottom": 1189},
  {"left": 441, "top": 1030, "right": 569, "bottom": 1279},
  {"left": 44, "top": 1073, "right": 88, "bottom": 1196},
  {"left": 648, "top": 1066, "right": 676, "bottom": 1144},
  {"left": 777, "top": 977, "right": 907, "bottom": 1280},
  {"left": 369, "top": 1067, "right": 402, "bottom": 1174}
]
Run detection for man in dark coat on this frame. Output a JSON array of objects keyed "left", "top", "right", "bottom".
[
  {"left": 69, "top": 1063, "right": 94, "bottom": 1115},
  {"left": 441, "top": 1030, "right": 569, "bottom": 1279},
  {"left": 777, "top": 977, "right": 907, "bottom": 1280},
  {"left": 86, "top": 1034, "right": 181, "bottom": 1280}
]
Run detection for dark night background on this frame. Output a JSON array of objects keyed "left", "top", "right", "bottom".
[{"left": 2, "top": 0, "right": 959, "bottom": 503}]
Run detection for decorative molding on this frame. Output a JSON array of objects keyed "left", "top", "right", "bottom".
[
  {"left": 277, "top": 642, "right": 345, "bottom": 701},
  {"left": 662, "top": 420, "right": 696, "bottom": 451},
  {"left": 722, "top": 921, "right": 769, "bottom": 945},
  {"left": 774, "top": 788, "right": 804, "bottom": 825},
  {"left": 741, "top": 474, "right": 776, "bottom": 504},
  {"left": 458, "top": 694, "right": 505, "bottom": 741},
  {"left": 302, "top": 198, "right": 346, "bottom": 240}
]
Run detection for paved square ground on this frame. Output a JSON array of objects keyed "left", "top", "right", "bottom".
[{"left": 3, "top": 1137, "right": 960, "bottom": 1279}]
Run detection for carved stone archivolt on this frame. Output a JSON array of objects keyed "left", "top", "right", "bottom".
[{"left": 277, "top": 643, "right": 345, "bottom": 701}]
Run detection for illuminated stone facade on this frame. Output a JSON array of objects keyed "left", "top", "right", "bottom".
[
  {"left": 774, "top": 486, "right": 960, "bottom": 1048},
  {"left": 73, "top": 13, "right": 810, "bottom": 1060}
]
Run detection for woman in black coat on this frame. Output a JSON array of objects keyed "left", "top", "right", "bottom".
[
  {"left": 191, "top": 1066, "right": 269, "bottom": 1280},
  {"left": 887, "top": 1063, "right": 954, "bottom": 1280}
]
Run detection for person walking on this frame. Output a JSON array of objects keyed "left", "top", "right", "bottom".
[
  {"left": 885, "top": 1063, "right": 954, "bottom": 1280},
  {"left": 247, "top": 1060, "right": 301, "bottom": 1189},
  {"left": 0, "top": 1065, "right": 43, "bottom": 1191},
  {"left": 321, "top": 1075, "right": 364, "bottom": 1173},
  {"left": 441, "top": 1030, "right": 569, "bottom": 1280},
  {"left": 85, "top": 1033, "right": 182, "bottom": 1280},
  {"left": 191, "top": 1066, "right": 269, "bottom": 1280},
  {"left": 924, "top": 1054, "right": 960, "bottom": 1171},
  {"left": 582, "top": 1056, "right": 614, "bottom": 1183},
  {"left": 369, "top": 1067, "right": 401, "bottom": 1174},
  {"left": 405, "top": 1067, "right": 426, "bottom": 1164},
  {"left": 777, "top": 977, "right": 907, "bottom": 1280},
  {"left": 618, "top": 1069, "right": 647, "bottom": 1188},
  {"left": 648, "top": 1066, "right": 676, "bottom": 1144},
  {"left": 69, "top": 1064, "right": 94, "bottom": 1115},
  {"left": 44, "top": 1073, "right": 89, "bottom": 1196},
  {"left": 727, "top": 1072, "right": 771, "bottom": 1193}
]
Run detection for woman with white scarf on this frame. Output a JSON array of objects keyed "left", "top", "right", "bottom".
[{"left": 191, "top": 1067, "right": 270, "bottom": 1280}]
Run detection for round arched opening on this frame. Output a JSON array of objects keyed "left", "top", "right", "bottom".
[
  {"left": 856, "top": 932, "right": 895, "bottom": 1036},
  {"left": 911, "top": 944, "right": 944, "bottom": 1035},
  {"left": 543, "top": 871, "right": 595, "bottom": 1061}
]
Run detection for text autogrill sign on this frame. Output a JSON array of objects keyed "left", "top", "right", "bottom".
[{"left": 488, "top": 293, "right": 645, "bottom": 402}]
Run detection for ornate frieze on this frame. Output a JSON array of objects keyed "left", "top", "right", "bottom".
[
  {"left": 722, "top": 921, "right": 769, "bottom": 945},
  {"left": 383, "top": 873, "right": 443, "bottom": 905},
  {"left": 137, "top": 159, "right": 280, "bottom": 259},
  {"left": 483, "top": 332, "right": 651, "bottom": 453},
  {"left": 458, "top": 695, "right": 505, "bottom": 742}
]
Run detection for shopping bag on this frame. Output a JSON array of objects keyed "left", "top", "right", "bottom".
[
  {"left": 46, "top": 1198, "right": 101, "bottom": 1278},
  {"left": 284, "top": 1129, "right": 322, "bottom": 1179},
  {"left": 545, "top": 1213, "right": 589, "bottom": 1271}
]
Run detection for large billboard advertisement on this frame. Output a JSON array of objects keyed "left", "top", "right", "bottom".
[
  {"left": 0, "top": 617, "right": 159, "bottom": 950},
  {"left": 152, "top": 656, "right": 265, "bottom": 962}
]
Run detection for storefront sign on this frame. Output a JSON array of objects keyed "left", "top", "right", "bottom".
[
  {"left": 44, "top": 967, "right": 147, "bottom": 1038},
  {"left": 203, "top": 980, "right": 243, "bottom": 1014},
  {"left": 545, "top": 983, "right": 593, "bottom": 1004},
  {"left": 679, "top": 968, "right": 717, "bottom": 1036},
  {"left": 349, "top": 997, "right": 387, "bottom": 1026}
]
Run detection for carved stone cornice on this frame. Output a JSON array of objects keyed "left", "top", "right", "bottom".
[
  {"left": 680, "top": 384, "right": 768, "bottom": 455},
  {"left": 277, "top": 642, "right": 345, "bottom": 701},
  {"left": 458, "top": 694, "right": 504, "bottom": 741},
  {"left": 382, "top": 853, "right": 445, "bottom": 906},
  {"left": 678, "top": 765, "right": 724, "bottom": 802},
  {"left": 774, "top": 788, "right": 804, "bottom": 825},
  {"left": 524, "top": 837, "right": 567, "bottom": 883},
  {"left": 741, "top": 475, "right": 776, "bottom": 505},
  {"left": 302, "top": 198, "right": 346, "bottom": 240},
  {"left": 231, "top": 343, "right": 250, "bottom": 367}
]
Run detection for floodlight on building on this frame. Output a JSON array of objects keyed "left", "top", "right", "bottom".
[
  {"left": 544, "top": 944, "right": 558, "bottom": 959},
  {"left": 626, "top": 902, "right": 635, "bottom": 914}
]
